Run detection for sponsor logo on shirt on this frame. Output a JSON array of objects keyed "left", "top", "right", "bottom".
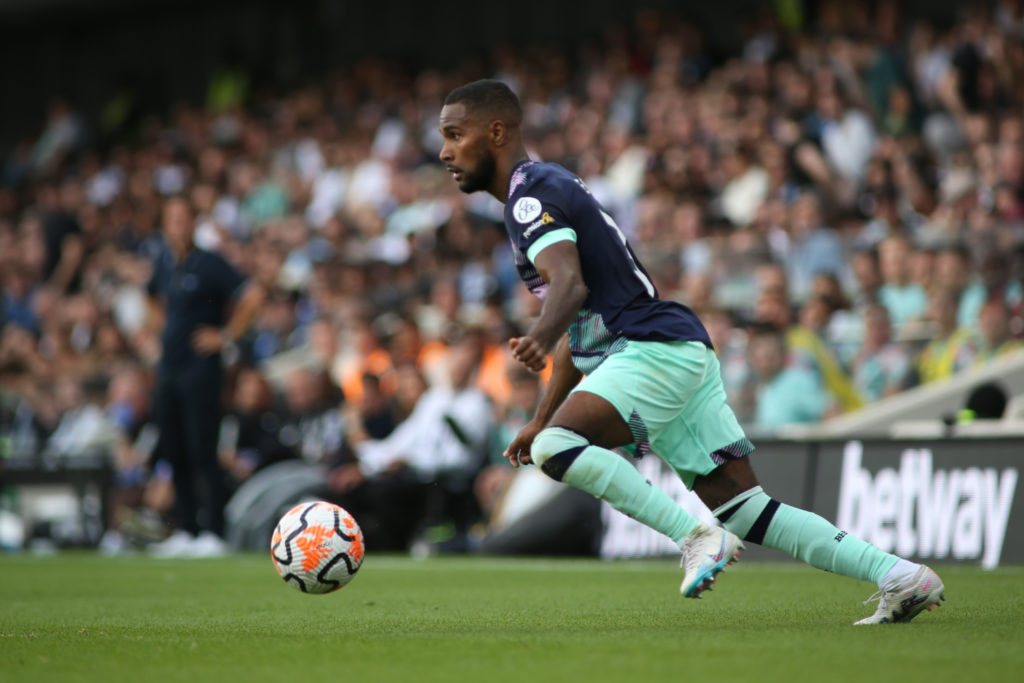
[
  {"left": 513, "top": 196, "right": 542, "bottom": 224},
  {"left": 523, "top": 212, "right": 555, "bottom": 239}
]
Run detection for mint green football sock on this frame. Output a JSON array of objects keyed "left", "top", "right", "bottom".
[
  {"left": 715, "top": 489, "right": 898, "bottom": 585},
  {"left": 532, "top": 427, "right": 700, "bottom": 545}
]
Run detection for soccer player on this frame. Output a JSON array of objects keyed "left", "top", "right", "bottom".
[{"left": 438, "top": 79, "right": 945, "bottom": 624}]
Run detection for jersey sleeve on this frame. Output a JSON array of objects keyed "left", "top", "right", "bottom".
[{"left": 508, "top": 180, "right": 578, "bottom": 266}]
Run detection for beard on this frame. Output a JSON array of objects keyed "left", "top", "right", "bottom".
[{"left": 458, "top": 150, "right": 496, "bottom": 194}]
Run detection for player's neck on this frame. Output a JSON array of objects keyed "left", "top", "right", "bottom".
[{"left": 489, "top": 150, "right": 530, "bottom": 204}]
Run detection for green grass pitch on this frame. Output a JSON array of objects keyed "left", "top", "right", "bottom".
[{"left": 1, "top": 554, "right": 1021, "bottom": 683}]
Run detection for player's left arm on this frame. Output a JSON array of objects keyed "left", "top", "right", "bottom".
[{"left": 510, "top": 240, "right": 588, "bottom": 372}]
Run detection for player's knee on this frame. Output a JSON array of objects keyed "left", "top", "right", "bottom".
[{"left": 531, "top": 426, "right": 590, "bottom": 481}]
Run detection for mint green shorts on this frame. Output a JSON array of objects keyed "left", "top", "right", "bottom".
[{"left": 571, "top": 340, "right": 754, "bottom": 488}]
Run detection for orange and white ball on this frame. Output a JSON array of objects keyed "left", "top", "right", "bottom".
[{"left": 271, "top": 501, "right": 364, "bottom": 594}]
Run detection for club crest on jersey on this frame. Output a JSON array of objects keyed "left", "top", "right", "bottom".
[
  {"left": 523, "top": 211, "right": 555, "bottom": 238},
  {"left": 513, "top": 196, "right": 542, "bottom": 224}
]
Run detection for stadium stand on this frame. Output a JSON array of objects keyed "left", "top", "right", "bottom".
[{"left": 2, "top": 0, "right": 1024, "bottom": 556}]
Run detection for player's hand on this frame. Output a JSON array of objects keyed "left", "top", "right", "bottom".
[
  {"left": 191, "top": 326, "right": 226, "bottom": 355},
  {"left": 509, "top": 336, "right": 548, "bottom": 372},
  {"left": 502, "top": 419, "right": 545, "bottom": 468}
]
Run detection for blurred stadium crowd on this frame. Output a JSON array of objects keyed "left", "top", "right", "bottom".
[{"left": 3, "top": 0, "right": 1024, "bottom": 553}]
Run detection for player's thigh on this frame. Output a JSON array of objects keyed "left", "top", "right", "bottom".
[
  {"left": 547, "top": 389, "right": 632, "bottom": 449},
  {"left": 557, "top": 340, "right": 704, "bottom": 450}
]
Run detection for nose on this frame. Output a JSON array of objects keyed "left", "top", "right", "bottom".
[{"left": 439, "top": 142, "right": 452, "bottom": 163}]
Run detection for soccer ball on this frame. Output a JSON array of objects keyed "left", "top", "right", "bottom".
[{"left": 270, "top": 501, "right": 364, "bottom": 594}]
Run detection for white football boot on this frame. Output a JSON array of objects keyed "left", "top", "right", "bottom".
[
  {"left": 854, "top": 565, "right": 946, "bottom": 625},
  {"left": 148, "top": 530, "right": 195, "bottom": 559},
  {"left": 186, "top": 531, "right": 228, "bottom": 558},
  {"left": 680, "top": 524, "right": 744, "bottom": 598}
]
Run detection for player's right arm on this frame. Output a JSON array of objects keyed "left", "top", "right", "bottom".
[{"left": 502, "top": 334, "right": 581, "bottom": 467}]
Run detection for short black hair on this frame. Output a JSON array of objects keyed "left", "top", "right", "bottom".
[{"left": 444, "top": 79, "right": 522, "bottom": 128}]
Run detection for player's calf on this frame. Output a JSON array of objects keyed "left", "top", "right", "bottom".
[
  {"left": 531, "top": 425, "right": 704, "bottom": 555},
  {"left": 712, "top": 485, "right": 946, "bottom": 622}
]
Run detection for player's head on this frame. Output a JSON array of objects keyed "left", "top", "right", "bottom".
[{"left": 439, "top": 79, "right": 523, "bottom": 195}]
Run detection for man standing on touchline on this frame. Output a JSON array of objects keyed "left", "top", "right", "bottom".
[{"left": 147, "top": 197, "right": 265, "bottom": 558}]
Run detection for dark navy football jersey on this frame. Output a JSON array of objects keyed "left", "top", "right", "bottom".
[
  {"left": 147, "top": 245, "right": 246, "bottom": 373},
  {"left": 503, "top": 160, "right": 711, "bottom": 374}
]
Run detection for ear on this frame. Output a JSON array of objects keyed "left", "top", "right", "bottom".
[{"left": 489, "top": 120, "right": 508, "bottom": 147}]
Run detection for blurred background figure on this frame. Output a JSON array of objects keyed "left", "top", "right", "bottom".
[
  {"left": 961, "top": 298, "right": 1023, "bottom": 369},
  {"left": 851, "top": 304, "right": 913, "bottom": 402},
  {"left": 146, "top": 198, "right": 265, "bottom": 558},
  {"left": 917, "top": 287, "right": 974, "bottom": 384},
  {"left": 217, "top": 366, "right": 294, "bottom": 489},
  {"left": 877, "top": 235, "right": 929, "bottom": 333},
  {"left": 748, "top": 325, "right": 827, "bottom": 429},
  {"left": 329, "top": 329, "right": 492, "bottom": 552},
  {"left": 277, "top": 365, "right": 345, "bottom": 467}
]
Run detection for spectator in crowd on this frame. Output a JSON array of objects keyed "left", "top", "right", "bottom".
[
  {"left": 0, "top": 324, "right": 50, "bottom": 457},
  {"left": 218, "top": 366, "right": 295, "bottom": 487},
  {"left": 97, "top": 364, "right": 161, "bottom": 554},
  {"left": 787, "top": 294, "right": 864, "bottom": 414},
  {"left": 748, "top": 325, "right": 827, "bottom": 429},
  {"left": 277, "top": 365, "right": 345, "bottom": 466},
  {"left": 817, "top": 88, "right": 877, "bottom": 189},
  {"left": 339, "top": 316, "right": 395, "bottom": 407},
  {"left": 812, "top": 271, "right": 861, "bottom": 367},
  {"left": 852, "top": 304, "right": 914, "bottom": 402},
  {"left": 917, "top": 287, "right": 975, "bottom": 384},
  {"left": 2, "top": 265, "right": 41, "bottom": 335},
  {"left": 43, "top": 375, "right": 116, "bottom": 459},
  {"left": 702, "top": 308, "right": 755, "bottom": 423},
  {"left": 329, "top": 329, "right": 492, "bottom": 551},
  {"left": 849, "top": 247, "right": 883, "bottom": 309},
  {"left": 962, "top": 298, "right": 1024, "bottom": 369},
  {"left": 877, "top": 234, "right": 930, "bottom": 331},
  {"left": 957, "top": 251, "right": 1023, "bottom": 331},
  {"left": 931, "top": 244, "right": 976, "bottom": 328},
  {"left": 719, "top": 144, "right": 769, "bottom": 228},
  {"left": 781, "top": 192, "right": 846, "bottom": 303}
]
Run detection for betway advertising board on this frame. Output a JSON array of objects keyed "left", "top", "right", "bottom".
[
  {"left": 820, "top": 439, "right": 1020, "bottom": 569},
  {"left": 601, "top": 438, "right": 1022, "bottom": 568}
]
